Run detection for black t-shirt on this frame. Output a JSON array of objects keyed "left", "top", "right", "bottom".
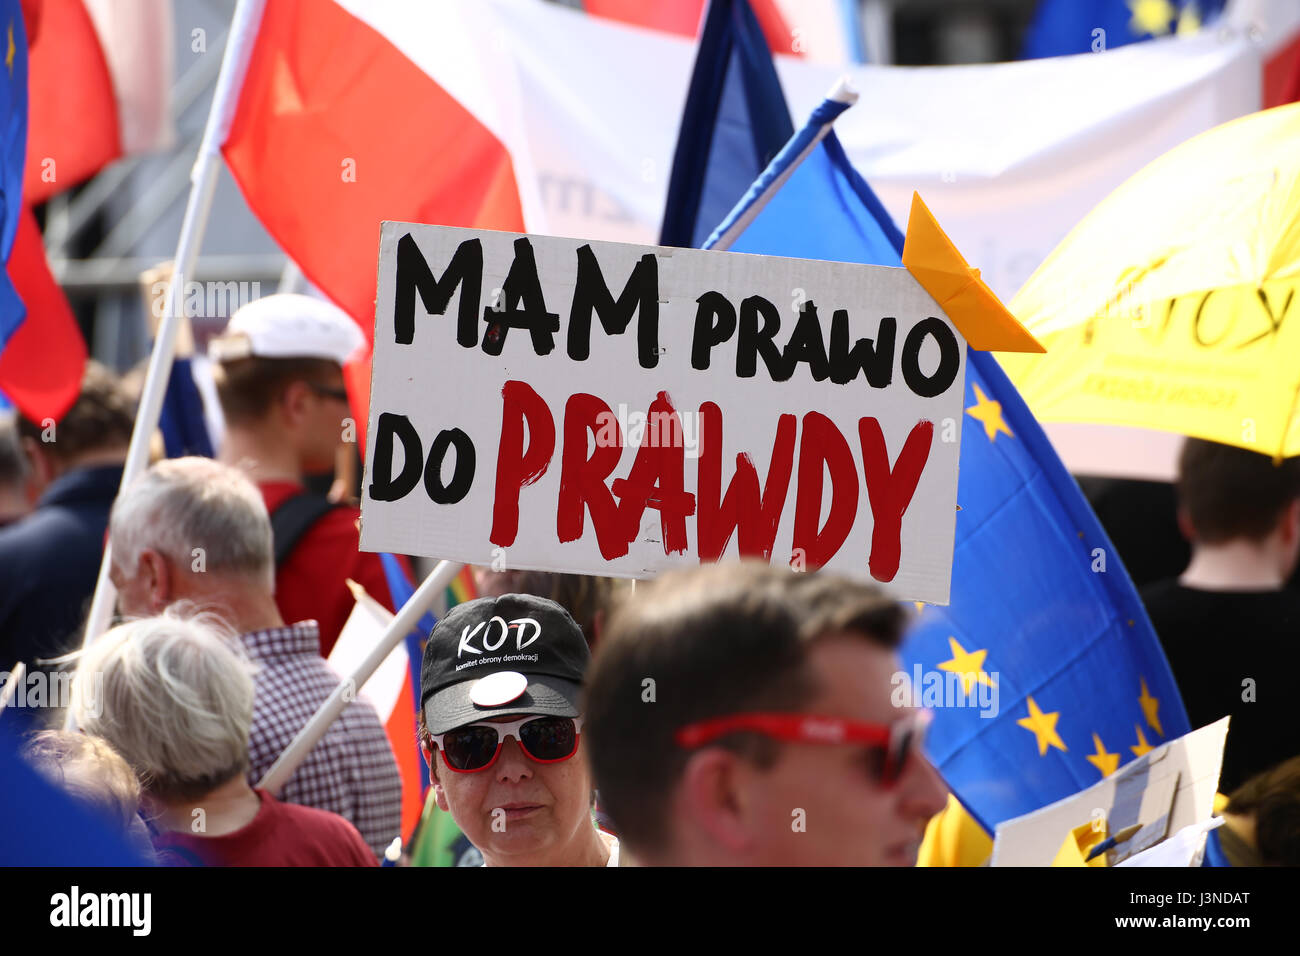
[{"left": 1141, "top": 580, "right": 1300, "bottom": 794}]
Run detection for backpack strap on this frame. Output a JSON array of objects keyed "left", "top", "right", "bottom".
[{"left": 270, "top": 491, "right": 341, "bottom": 569}]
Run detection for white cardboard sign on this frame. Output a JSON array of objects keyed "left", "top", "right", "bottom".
[{"left": 361, "top": 223, "right": 966, "bottom": 603}]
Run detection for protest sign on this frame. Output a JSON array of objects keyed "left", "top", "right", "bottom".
[{"left": 361, "top": 223, "right": 967, "bottom": 603}]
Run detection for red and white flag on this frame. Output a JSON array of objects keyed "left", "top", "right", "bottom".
[
  {"left": 328, "top": 580, "right": 423, "bottom": 838},
  {"left": 24, "top": 0, "right": 173, "bottom": 203}
]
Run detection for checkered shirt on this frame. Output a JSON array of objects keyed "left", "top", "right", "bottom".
[{"left": 242, "top": 622, "right": 403, "bottom": 860}]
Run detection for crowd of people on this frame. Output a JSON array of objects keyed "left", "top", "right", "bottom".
[{"left": 1, "top": 292, "right": 1298, "bottom": 866}]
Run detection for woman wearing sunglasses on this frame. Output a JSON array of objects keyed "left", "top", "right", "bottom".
[{"left": 417, "top": 593, "right": 617, "bottom": 867}]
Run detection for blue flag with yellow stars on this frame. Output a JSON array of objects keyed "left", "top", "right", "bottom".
[
  {"left": 698, "top": 90, "right": 1191, "bottom": 834},
  {"left": 1022, "top": 0, "right": 1226, "bottom": 58},
  {"left": 906, "top": 353, "right": 1191, "bottom": 832}
]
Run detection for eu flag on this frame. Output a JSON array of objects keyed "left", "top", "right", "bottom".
[
  {"left": 0, "top": 0, "right": 29, "bottom": 350},
  {"left": 1022, "top": 0, "right": 1226, "bottom": 59},
  {"left": 659, "top": 0, "right": 793, "bottom": 248},
  {"left": 694, "top": 88, "right": 1191, "bottom": 832}
]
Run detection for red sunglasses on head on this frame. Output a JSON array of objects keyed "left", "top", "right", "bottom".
[
  {"left": 674, "top": 710, "right": 931, "bottom": 786},
  {"left": 430, "top": 715, "right": 583, "bottom": 773}
]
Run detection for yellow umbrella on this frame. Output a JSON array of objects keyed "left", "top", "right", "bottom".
[{"left": 1000, "top": 102, "right": 1300, "bottom": 460}]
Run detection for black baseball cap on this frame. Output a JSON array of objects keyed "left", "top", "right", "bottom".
[{"left": 420, "top": 593, "right": 591, "bottom": 735}]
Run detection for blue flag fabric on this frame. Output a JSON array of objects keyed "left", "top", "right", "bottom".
[
  {"left": 706, "top": 94, "right": 901, "bottom": 262},
  {"left": 0, "top": 725, "right": 151, "bottom": 865},
  {"left": 697, "top": 93, "right": 1191, "bottom": 832},
  {"left": 659, "top": 0, "right": 793, "bottom": 248},
  {"left": 159, "top": 357, "right": 216, "bottom": 459},
  {"left": 1022, "top": 0, "right": 1226, "bottom": 59},
  {"left": 379, "top": 551, "right": 436, "bottom": 799},
  {"left": 839, "top": 0, "right": 868, "bottom": 64},
  {"left": 0, "top": 0, "right": 29, "bottom": 351}
]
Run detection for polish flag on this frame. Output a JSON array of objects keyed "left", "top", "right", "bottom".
[
  {"left": 222, "top": 0, "right": 531, "bottom": 445},
  {"left": 24, "top": 0, "right": 173, "bottom": 204},
  {"left": 328, "top": 580, "right": 423, "bottom": 838}
]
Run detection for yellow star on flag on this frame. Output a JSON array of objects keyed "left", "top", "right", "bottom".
[
  {"left": 913, "top": 601, "right": 925, "bottom": 614},
  {"left": 965, "top": 384, "right": 1013, "bottom": 443},
  {"left": 1086, "top": 733, "right": 1120, "bottom": 778},
  {"left": 6, "top": 22, "right": 14, "bottom": 75},
  {"left": 937, "top": 636, "right": 996, "bottom": 697},
  {"left": 1176, "top": 4, "right": 1202, "bottom": 35},
  {"left": 1138, "top": 676, "right": 1162, "bottom": 737},
  {"left": 1131, "top": 724, "right": 1154, "bottom": 757},
  {"left": 1017, "top": 696, "right": 1067, "bottom": 756},
  {"left": 1128, "top": 0, "right": 1176, "bottom": 37}
]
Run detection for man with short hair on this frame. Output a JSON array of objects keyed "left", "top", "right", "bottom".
[
  {"left": 0, "top": 362, "right": 134, "bottom": 728},
  {"left": 108, "top": 455, "right": 403, "bottom": 858},
  {"left": 210, "top": 293, "right": 405, "bottom": 656},
  {"left": 1141, "top": 438, "right": 1300, "bottom": 793},
  {"left": 417, "top": 593, "right": 617, "bottom": 866},
  {"left": 584, "top": 562, "right": 948, "bottom": 866}
]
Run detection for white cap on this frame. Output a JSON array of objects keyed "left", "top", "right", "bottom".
[{"left": 209, "top": 293, "right": 365, "bottom": 365}]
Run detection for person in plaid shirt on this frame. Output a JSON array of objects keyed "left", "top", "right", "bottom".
[{"left": 107, "top": 456, "right": 402, "bottom": 859}]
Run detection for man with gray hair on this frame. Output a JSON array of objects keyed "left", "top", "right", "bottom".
[
  {"left": 108, "top": 455, "right": 402, "bottom": 859},
  {"left": 72, "top": 614, "right": 376, "bottom": 866}
]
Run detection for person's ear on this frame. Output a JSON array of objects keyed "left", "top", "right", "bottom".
[
  {"left": 138, "top": 549, "right": 173, "bottom": 613},
  {"left": 1175, "top": 507, "right": 1196, "bottom": 543},
  {"left": 678, "top": 749, "right": 752, "bottom": 855},
  {"left": 421, "top": 740, "right": 437, "bottom": 782},
  {"left": 279, "top": 380, "right": 313, "bottom": 428},
  {"left": 1283, "top": 499, "right": 1300, "bottom": 544},
  {"left": 20, "top": 436, "right": 56, "bottom": 493},
  {"left": 423, "top": 744, "right": 453, "bottom": 812},
  {"left": 432, "top": 773, "right": 452, "bottom": 814}
]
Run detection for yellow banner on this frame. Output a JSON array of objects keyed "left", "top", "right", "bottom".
[{"left": 1000, "top": 277, "right": 1300, "bottom": 458}]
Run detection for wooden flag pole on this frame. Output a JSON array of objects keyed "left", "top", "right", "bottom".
[
  {"left": 67, "top": 0, "right": 269, "bottom": 729},
  {"left": 257, "top": 559, "right": 462, "bottom": 795}
]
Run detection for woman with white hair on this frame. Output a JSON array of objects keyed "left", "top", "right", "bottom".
[{"left": 71, "top": 615, "right": 376, "bottom": 866}]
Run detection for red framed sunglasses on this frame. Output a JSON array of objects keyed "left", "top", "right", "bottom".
[
  {"left": 674, "top": 710, "right": 931, "bottom": 786},
  {"left": 430, "top": 715, "right": 583, "bottom": 773}
]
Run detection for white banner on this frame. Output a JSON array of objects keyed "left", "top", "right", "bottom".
[
  {"left": 340, "top": 0, "right": 1262, "bottom": 300},
  {"left": 361, "top": 223, "right": 968, "bottom": 603}
]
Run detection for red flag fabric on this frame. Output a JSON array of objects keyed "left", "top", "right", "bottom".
[
  {"left": 1264, "top": 28, "right": 1300, "bottom": 107},
  {"left": 22, "top": 0, "right": 120, "bottom": 204},
  {"left": 583, "top": 0, "right": 801, "bottom": 55},
  {"left": 222, "top": 0, "right": 526, "bottom": 449},
  {"left": 0, "top": 207, "right": 86, "bottom": 421}
]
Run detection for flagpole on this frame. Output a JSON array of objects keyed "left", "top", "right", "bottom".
[
  {"left": 707, "top": 76, "right": 857, "bottom": 254},
  {"left": 257, "top": 560, "right": 463, "bottom": 796},
  {"left": 68, "top": 0, "right": 269, "bottom": 729}
]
